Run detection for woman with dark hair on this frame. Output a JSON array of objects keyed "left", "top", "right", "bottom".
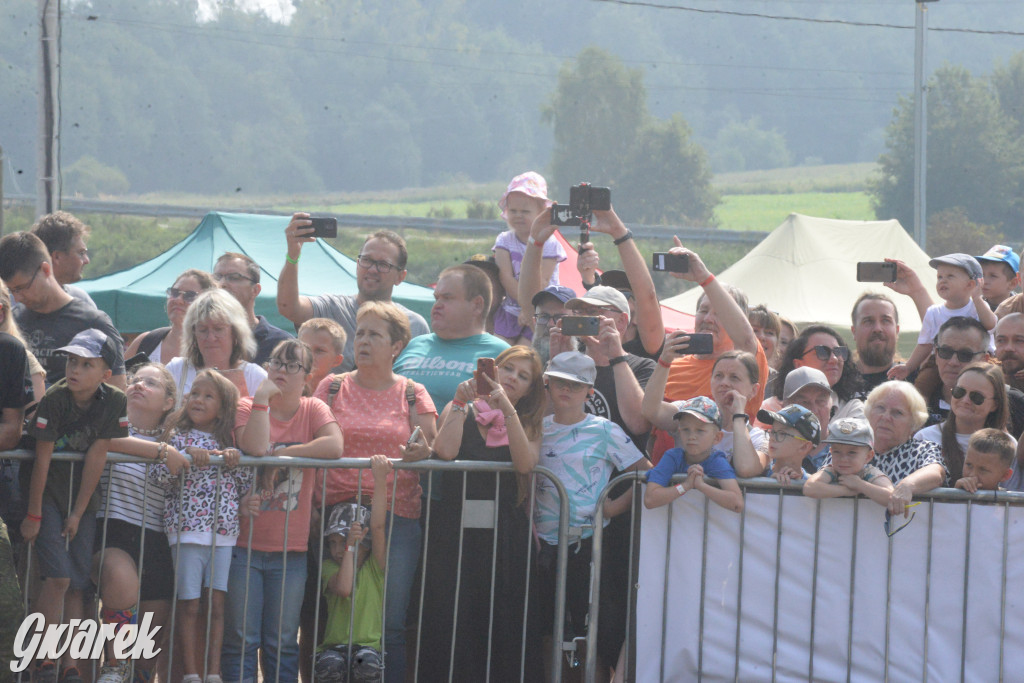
[
  {"left": 418, "top": 345, "right": 545, "bottom": 682},
  {"left": 125, "top": 269, "right": 217, "bottom": 365},
  {"left": 913, "top": 363, "right": 1013, "bottom": 484},
  {"left": 770, "top": 324, "right": 865, "bottom": 422}
]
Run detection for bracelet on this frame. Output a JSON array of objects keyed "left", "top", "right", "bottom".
[
  {"left": 157, "top": 442, "right": 168, "bottom": 464},
  {"left": 732, "top": 413, "right": 749, "bottom": 424},
  {"left": 451, "top": 403, "right": 467, "bottom": 414},
  {"left": 285, "top": 253, "right": 299, "bottom": 265},
  {"left": 346, "top": 543, "right": 356, "bottom": 552},
  {"left": 532, "top": 238, "right": 546, "bottom": 248},
  {"left": 608, "top": 355, "right": 628, "bottom": 367},
  {"left": 502, "top": 411, "right": 518, "bottom": 419},
  {"left": 675, "top": 483, "right": 685, "bottom": 495},
  {"left": 699, "top": 274, "right": 715, "bottom": 287},
  {"left": 613, "top": 230, "right": 634, "bottom": 246},
  {"left": 252, "top": 404, "right": 269, "bottom": 413},
  {"left": 657, "top": 358, "right": 672, "bottom": 369},
  {"left": 25, "top": 513, "right": 42, "bottom": 522}
]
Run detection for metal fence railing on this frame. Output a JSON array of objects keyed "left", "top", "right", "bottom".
[{"left": 0, "top": 451, "right": 575, "bottom": 683}]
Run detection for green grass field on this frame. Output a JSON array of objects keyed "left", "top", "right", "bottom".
[{"left": 715, "top": 191, "right": 875, "bottom": 232}]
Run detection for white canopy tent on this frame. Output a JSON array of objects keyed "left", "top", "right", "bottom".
[{"left": 660, "top": 213, "right": 940, "bottom": 333}]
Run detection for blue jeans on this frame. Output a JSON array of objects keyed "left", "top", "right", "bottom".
[
  {"left": 380, "top": 513, "right": 422, "bottom": 683},
  {"left": 221, "top": 548, "right": 308, "bottom": 683}
]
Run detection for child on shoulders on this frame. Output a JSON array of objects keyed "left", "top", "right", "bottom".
[
  {"left": 644, "top": 396, "right": 744, "bottom": 513},
  {"left": 804, "top": 417, "right": 893, "bottom": 506}
]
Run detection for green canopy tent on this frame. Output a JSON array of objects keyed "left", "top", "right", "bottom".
[{"left": 78, "top": 211, "right": 436, "bottom": 334}]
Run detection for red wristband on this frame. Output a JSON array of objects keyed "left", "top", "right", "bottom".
[
  {"left": 25, "top": 513, "right": 41, "bottom": 522},
  {"left": 252, "top": 404, "right": 269, "bottom": 412},
  {"left": 452, "top": 399, "right": 467, "bottom": 408},
  {"left": 657, "top": 358, "right": 672, "bottom": 369},
  {"left": 699, "top": 274, "right": 715, "bottom": 287}
]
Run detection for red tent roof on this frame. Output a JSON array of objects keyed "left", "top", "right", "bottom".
[{"left": 551, "top": 230, "right": 695, "bottom": 333}]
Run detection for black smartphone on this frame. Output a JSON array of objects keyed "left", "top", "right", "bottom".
[
  {"left": 308, "top": 217, "right": 338, "bottom": 239},
  {"left": 652, "top": 252, "right": 689, "bottom": 273},
  {"left": 550, "top": 204, "right": 580, "bottom": 227},
  {"left": 683, "top": 333, "right": 714, "bottom": 355},
  {"left": 475, "top": 357, "right": 496, "bottom": 397},
  {"left": 856, "top": 261, "right": 897, "bottom": 282},
  {"left": 560, "top": 316, "right": 601, "bottom": 337}
]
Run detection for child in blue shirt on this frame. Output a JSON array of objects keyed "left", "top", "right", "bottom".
[{"left": 644, "top": 396, "right": 743, "bottom": 513}]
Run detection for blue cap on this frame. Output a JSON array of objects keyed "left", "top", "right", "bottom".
[
  {"left": 532, "top": 285, "right": 576, "bottom": 307},
  {"left": 672, "top": 396, "right": 722, "bottom": 429},
  {"left": 57, "top": 328, "right": 118, "bottom": 369},
  {"left": 975, "top": 245, "right": 1020, "bottom": 275}
]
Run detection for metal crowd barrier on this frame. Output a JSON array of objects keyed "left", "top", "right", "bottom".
[
  {"left": 585, "top": 473, "right": 1024, "bottom": 682},
  {"left": 0, "top": 451, "right": 576, "bottom": 683}
]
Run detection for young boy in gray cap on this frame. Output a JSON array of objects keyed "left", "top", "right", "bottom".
[
  {"left": 889, "top": 253, "right": 996, "bottom": 382},
  {"left": 803, "top": 417, "right": 893, "bottom": 507}
]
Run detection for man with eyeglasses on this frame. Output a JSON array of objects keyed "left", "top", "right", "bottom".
[
  {"left": 529, "top": 284, "right": 575, "bottom": 364},
  {"left": 214, "top": 252, "right": 293, "bottom": 365},
  {"left": 0, "top": 232, "right": 125, "bottom": 390},
  {"left": 923, "top": 316, "right": 1024, "bottom": 435},
  {"left": 30, "top": 211, "right": 96, "bottom": 309},
  {"left": 277, "top": 215, "right": 428, "bottom": 372}
]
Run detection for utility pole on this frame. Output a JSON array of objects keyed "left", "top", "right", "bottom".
[
  {"left": 913, "top": 0, "right": 938, "bottom": 249},
  {"left": 0, "top": 144, "right": 4, "bottom": 235},
  {"left": 37, "top": 0, "right": 61, "bottom": 218}
]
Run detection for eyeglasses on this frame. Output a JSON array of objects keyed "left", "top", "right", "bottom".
[
  {"left": 267, "top": 358, "right": 307, "bottom": 374},
  {"left": 213, "top": 272, "right": 257, "bottom": 285},
  {"left": 547, "top": 377, "right": 589, "bottom": 392},
  {"left": 801, "top": 345, "right": 850, "bottom": 362},
  {"left": 951, "top": 385, "right": 991, "bottom": 406},
  {"left": 936, "top": 346, "right": 985, "bottom": 363},
  {"left": 884, "top": 502, "right": 921, "bottom": 537},
  {"left": 8, "top": 265, "right": 42, "bottom": 295},
  {"left": 356, "top": 255, "right": 399, "bottom": 273},
  {"left": 127, "top": 375, "right": 163, "bottom": 390},
  {"left": 534, "top": 313, "right": 567, "bottom": 326},
  {"left": 166, "top": 287, "right": 200, "bottom": 303},
  {"left": 768, "top": 429, "right": 807, "bottom": 443}
]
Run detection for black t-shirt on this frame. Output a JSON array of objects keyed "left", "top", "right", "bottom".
[
  {"left": 621, "top": 334, "right": 661, "bottom": 363},
  {"left": 15, "top": 298, "right": 126, "bottom": 386},
  {"left": 253, "top": 315, "right": 294, "bottom": 366},
  {"left": 0, "top": 333, "right": 31, "bottom": 411},
  {"left": 859, "top": 368, "right": 894, "bottom": 398},
  {"left": 586, "top": 353, "right": 656, "bottom": 448}
]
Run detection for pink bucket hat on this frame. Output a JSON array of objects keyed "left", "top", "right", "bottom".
[{"left": 499, "top": 171, "right": 552, "bottom": 219}]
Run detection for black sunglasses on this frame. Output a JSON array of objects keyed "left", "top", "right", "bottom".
[
  {"left": 802, "top": 345, "right": 850, "bottom": 362},
  {"left": 936, "top": 346, "right": 985, "bottom": 363},
  {"left": 951, "top": 385, "right": 990, "bottom": 406}
]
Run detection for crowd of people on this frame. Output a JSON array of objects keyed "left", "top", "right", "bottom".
[{"left": 0, "top": 171, "right": 1021, "bottom": 683}]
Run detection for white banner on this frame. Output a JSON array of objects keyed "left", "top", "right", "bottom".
[{"left": 636, "top": 488, "right": 1024, "bottom": 682}]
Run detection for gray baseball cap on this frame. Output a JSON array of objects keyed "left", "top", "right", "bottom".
[
  {"left": 57, "top": 328, "right": 118, "bottom": 369},
  {"left": 565, "top": 286, "right": 630, "bottom": 315},
  {"left": 782, "top": 367, "right": 832, "bottom": 401},
  {"left": 824, "top": 417, "right": 874, "bottom": 448},
  {"left": 929, "top": 253, "right": 983, "bottom": 280},
  {"left": 544, "top": 351, "right": 596, "bottom": 386},
  {"left": 757, "top": 403, "right": 821, "bottom": 445}
]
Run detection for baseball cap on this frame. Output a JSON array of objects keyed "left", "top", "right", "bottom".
[
  {"left": 975, "top": 245, "right": 1020, "bottom": 274},
  {"left": 531, "top": 285, "right": 576, "bottom": 308},
  {"left": 565, "top": 286, "right": 630, "bottom": 315},
  {"left": 463, "top": 254, "right": 500, "bottom": 279},
  {"left": 672, "top": 396, "right": 722, "bottom": 428},
  {"left": 824, "top": 417, "right": 874, "bottom": 448},
  {"left": 929, "top": 253, "right": 983, "bottom": 281},
  {"left": 756, "top": 404, "right": 821, "bottom": 445},
  {"left": 498, "top": 171, "right": 551, "bottom": 220},
  {"left": 782, "top": 367, "right": 832, "bottom": 401},
  {"left": 57, "top": 328, "right": 118, "bottom": 369},
  {"left": 543, "top": 351, "right": 596, "bottom": 386},
  {"left": 599, "top": 269, "right": 632, "bottom": 292}
]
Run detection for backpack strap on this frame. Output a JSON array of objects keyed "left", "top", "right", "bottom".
[
  {"left": 405, "top": 378, "right": 417, "bottom": 430},
  {"left": 326, "top": 372, "right": 354, "bottom": 409}
]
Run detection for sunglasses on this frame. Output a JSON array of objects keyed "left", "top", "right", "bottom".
[
  {"left": 951, "top": 385, "right": 991, "bottom": 406},
  {"left": 166, "top": 287, "right": 199, "bottom": 303},
  {"left": 883, "top": 502, "right": 922, "bottom": 537},
  {"left": 802, "top": 345, "right": 850, "bottom": 362},
  {"left": 935, "top": 346, "right": 985, "bottom": 363}
]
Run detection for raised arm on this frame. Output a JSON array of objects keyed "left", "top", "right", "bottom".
[
  {"left": 517, "top": 208, "right": 556, "bottom": 319},
  {"left": 277, "top": 212, "right": 317, "bottom": 325},
  {"left": 641, "top": 333, "right": 686, "bottom": 431},
  {"left": 884, "top": 258, "right": 933, "bottom": 322},
  {"left": 593, "top": 207, "right": 664, "bottom": 356}
]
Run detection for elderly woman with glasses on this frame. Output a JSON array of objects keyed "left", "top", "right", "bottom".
[
  {"left": 767, "top": 324, "right": 865, "bottom": 424},
  {"left": 126, "top": 269, "right": 217, "bottom": 365},
  {"left": 165, "top": 288, "right": 268, "bottom": 402}
]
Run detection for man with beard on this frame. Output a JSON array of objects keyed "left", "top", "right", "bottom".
[
  {"left": 851, "top": 292, "right": 900, "bottom": 395},
  {"left": 529, "top": 284, "right": 575, "bottom": 364},
  {"left": 994, "top": 313, "right": 1024, "bottom": 392},
  {"left": 277, "top": 215, "right": 429, "bottom": 371}
]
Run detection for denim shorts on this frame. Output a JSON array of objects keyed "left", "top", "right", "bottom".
[
  {"left": 35, "top": 499, "right": 96, "bottom": 591},
  {"left": 170, "top": 543, "right": 232, "bottom": 599}
]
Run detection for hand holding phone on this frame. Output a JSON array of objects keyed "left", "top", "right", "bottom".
[
  {"left": 307, "top": 217, "right": 338, "bottom": 239},
  {"left": 856, "top": 261, "right": 897, "bottom": 283},
  {"left": 561, "top": 316, "right": 601, "bottom": 337},
  {"left": 475, "top": 358, "right": 496, "bottom": 397},
  {"left": 652, "top": 252, "right": 689, "bottom": 273}
]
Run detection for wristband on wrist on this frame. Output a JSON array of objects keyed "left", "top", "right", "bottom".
[
  {"left": 613, "top": 229, "right": 634, "bottom": 246},
  {"left": 532, "top": 238, "right": 546, "bottom": 248},
  {"left": 675, "top": 483, "right": 686, "bottom": 495},
  {"left": 609, "top": 355, "right": 628, "bottom": 367},
  {"left": 699, "top": 273, "right": 715, "bottom": 287},
  {"left": 657, "top": 358, "right": 672, "bottom": 369},
  {"left": 252, "top": 404, "right": 269, "bottom": 413},
  {"left": 733, "top": 413, "right": 749, "bottom": 424},
  {"left": 25, "top": 513, "right": 42, "bottom": 522},
  {"left": 285, "top": 253, "right": 299, "bottom": 265}
]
